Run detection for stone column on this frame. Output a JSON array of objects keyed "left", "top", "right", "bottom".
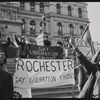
[
  {"left": 65, "top": 21, "right": 67, "bottom": 34},
  {"left": 49, "top": 2, "right": 56, "bottom": 13},
  {"left": 74, "top": 23, "right": 78, "bottom": 35},
  {"left": 77, "top": 24, "right": 80, "bottom": 35},
  {"left": 15, "top": 11, "right": 17, "bottom": 19},
  {"left": 25, "top": 18, "right": 30, "bottom": 35},
  {"left": 44, "top": 4, "right": 49, "bottom": 13},
  {"left": 25, "top": 2, "right": 30, "bottom": 11},
  {"left": 36, "top": 20, "right": 40, "bottom": 35},
  {"left": 62, "top": 3, "right": 67, "bottom": 15},
  {"left": 45, "top": 21, "right": 48, "bottom": 33},
  {"left": 83, "top": 6, "right": 88, "bottom": 19},
  {"left": 67, "top": 22, "right": 70, "bottom": 34},
  {"left": 72, "top": 5, "right": 75, "bottom": 17},
  {"left": 66, "top": 4, "right": 68, "bottom": 15},
  {"left": 62, "top": 22, "right": 66, "bottom": 34},
  {"left": 49, "top": 16, "right": 55, "bottom": 45},
  {"left": 54, "top": 21, "right": 58, "bottom": 34},
  {"left": 35, "top": 2, "right": 39, "bottom": 12},
  {"left": 60, "top": 5, "right": 63, "bottom": 15},
  {"left": 73, "top": 4, "right": 78, "bottom": 17},
  {"left": 49, "top": 16, "right": 55, "bottom": 37}
]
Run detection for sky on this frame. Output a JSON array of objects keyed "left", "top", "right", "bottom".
[{"left": 87, "top": 2, "right": 100, "bottom": 43}]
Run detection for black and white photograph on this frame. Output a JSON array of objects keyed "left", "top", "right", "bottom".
[{"left": 0, "top": 2, "right": 100, "bottom": 98}]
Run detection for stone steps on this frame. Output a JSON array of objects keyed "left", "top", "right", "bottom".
[{"left": 31, "top": 85, "right": 79, "bottom": 98}]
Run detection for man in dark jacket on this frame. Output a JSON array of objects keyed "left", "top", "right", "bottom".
[
  {"left": 0, "top": 70, "right": 13, "bottom": 98},
  {"left": 56, "top": 41, "right": 68, "bottom": 59},
  {"left": 0, "top": 37, "right": 11, "bottom": 71},
  {"left": 14, "top": 35, "right": 27, "bottom": 58},
  {"left": 0, "top": 37, "right": 11, "bottom": 64},
  {"left": 0, "top": 50, "right": 13, "bottom": 98},
  {"left": 43, "top": 36, "right": 51, "bottom": 47}
]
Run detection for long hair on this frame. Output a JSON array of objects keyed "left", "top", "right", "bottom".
[{"left": 0, "top": 52, "right": 5, "bottom": 69}]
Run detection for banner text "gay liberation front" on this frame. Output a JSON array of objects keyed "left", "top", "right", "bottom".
[{"left": 13, "top": 58, "right": 75, "bottom": 88}]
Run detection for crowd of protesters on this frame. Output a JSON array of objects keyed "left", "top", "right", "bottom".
[
  {"left": 0, "top": 32, "right": 67, "bottom": 98},
  {"left": 1, "top": 28, "right": 100, "bottom": 98}
]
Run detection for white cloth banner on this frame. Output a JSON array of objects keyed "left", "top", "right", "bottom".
[
  {"left": 13, "top": 87, "right": 32, "bottom": 98},
  {"left": 13, "top": 58, "right": 75, "bottom": 88}
]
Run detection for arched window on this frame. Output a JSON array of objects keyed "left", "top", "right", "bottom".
[
  {"left": 69, "top": 24, "right": 74, "bottom": 34},
  {"left": 22, "top": 19, "right": 25, "bottom": 34},
  {"left": 30, "top": 2, "right": 35, "bottom": 12},
  {"left": 80, "top": 26, "right": 84, "bottom": 35},
  {"left": 40, "top": 21, "right": 42, "bottom": 33},
  {"left": 40, "top": 2, "right": 44, "bottom": 13},
  {"left": 58, "top": 22, "right": 62, "bottom": 35},
  {"left": 78, "top": 8, "right": 82, "bottom": 18},
  {"left": 30, "top": 20, "right": 36, "bottom": 34},
  {"left": 68, "top": 6, "right": 72, "bottom": 16},
  {"left": 20, "top": 2, "right": 25, "bottom": 10},
  {"left": 56, "top": 3, "right": 61, "bottom": 14}
]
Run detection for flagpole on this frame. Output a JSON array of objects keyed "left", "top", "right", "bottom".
[
  {"left": 36, "top": 15, "right": 46, "bottom": 46},
  {"left": 76, "top": 24, "right": 89, "bottom": 47},
  {"left": 90, "top": 41, "right": 95, "bottom": 56},
  {"left": 59, "top": 24, "right": 90, "bottom": 50}
]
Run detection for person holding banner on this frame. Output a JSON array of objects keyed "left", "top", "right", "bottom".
[
  {"left": 14, "top": 34, "right": 28, "bottom": 58},
  {"left": 43, "top": 36, "right": 51, "bottom": 47},
  {"left": 56, "top": 41, "right": 66, "bottom": 59}
]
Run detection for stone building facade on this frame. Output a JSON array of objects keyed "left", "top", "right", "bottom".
[{"left": 0, "top": 2, "right": 89, "bottom": 46}]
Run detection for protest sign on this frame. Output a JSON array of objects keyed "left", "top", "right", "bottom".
[
  {"left": 13, "top": 58, "right": 75, "bottom": 88},
  {"left": 27, "top": 44, "right": 63, "bottom": 59},
  {"left": 7, "top": 44, "right": 63, "bottom": 59}
]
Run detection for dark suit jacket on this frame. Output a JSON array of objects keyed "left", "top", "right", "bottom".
[
  {"left": 0, "top": 70, "right": 13, "bottom": 98},
  {"left": 1, "top": 37, "right": 11, "bottom": 63},
  {"left": 2, "top": 37, "right": 11, "bottom": 58}
]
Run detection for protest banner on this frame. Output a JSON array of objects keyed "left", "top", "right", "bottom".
[
  {"left": 13, "top": 58, "right": 75, "bottom": 88},
  {"left": 7, "top": 44, "right": 63, "bottom": 59},
  {"left": 13, "top": 87, "right": 32, "bottom": 98},
  {"left": 27, "top": 44, "right": 63, "bottom": 59}
]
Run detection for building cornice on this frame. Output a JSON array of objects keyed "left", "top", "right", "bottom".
[
  {"left": 0, "top": 19, "right": 22, "bottom": 25},
  {"left": 18, "top": 10, "right": 43, "bottom": 18},
  {"left": 17, "top": 10, "right": 90, "bottom": 23},
  {"left": 48, "top": 13, "right": 90, "bottom": 23},
  {"left": 74, "top": 2, "right": 88, "bottom": 5},
  {"left": 0, "top": 3, "right": 19, "bottom": 11}
]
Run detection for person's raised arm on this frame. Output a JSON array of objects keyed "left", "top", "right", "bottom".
[
  {"left": 3, "top": 36, "right": 11, "bottom": 47},
  {"left": 14, "top": 34, "right": 22, "bottom": 45},
  {"left": 71, "top": 43, "right": 96, "bottom": 74}
]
